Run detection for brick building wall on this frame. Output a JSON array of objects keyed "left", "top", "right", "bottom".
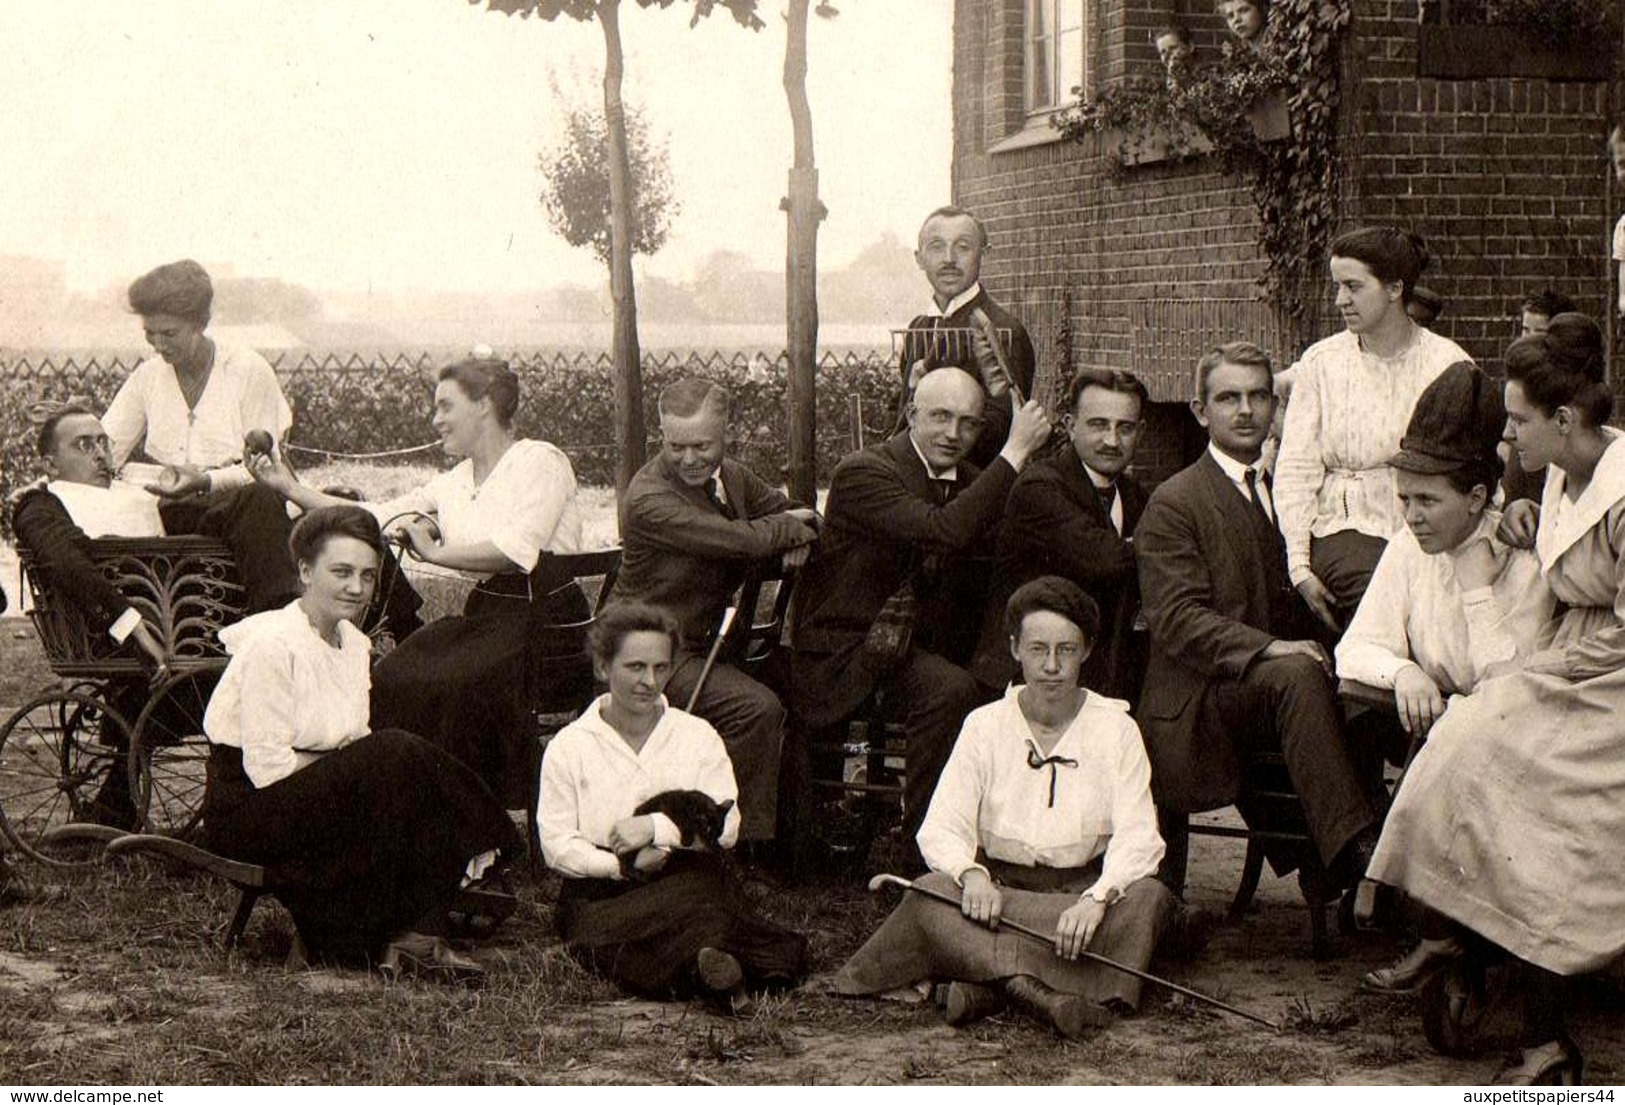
[{"left": 951, "top": 0, "right": 1619, "bottom": 487}]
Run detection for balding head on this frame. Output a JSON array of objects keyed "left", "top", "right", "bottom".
[{"left": 908, "top": 367, "right": 987, "bottom": 474}]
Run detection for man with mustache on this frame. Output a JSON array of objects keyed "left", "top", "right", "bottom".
[
  {"left": 1134, "top": 343, "right": 1381, "bottom": 904},
  {"left": 894, "top": 206, "right": 1037, "bottom": 471},
  {"left": 12, "top": 404, "right": 301, "bottom": 825},
  {"left": 972, "top": 369, "right": 1151, "bottom": 703},
  {"left": 612, "top": 378, "right": 820, "bottom": 850}
]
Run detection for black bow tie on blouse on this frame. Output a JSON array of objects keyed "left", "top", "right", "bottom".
[{"left": 1027, "top": 744, "right": 1080, "bottom": 808}]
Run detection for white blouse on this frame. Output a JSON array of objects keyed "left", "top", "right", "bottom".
[
  {"left": 538, "top": 696, "right": 741, "bottom": 880},
  {"left": 1273, "top": 327, "right": 1471, "bottom": 584},
  {"left": 917, "top": 687, "right": 1165, "bottom": 904},
  {"left": 371, "top": 438, "right": 583, "bottom": 578},
  {"left": 1336, "top": 512, "right": 1553, "bottom": 695},
  {"left": 103, "top": 343, "right": 293, "bottom": 492},
  {"left": 203, "top": 602, "right": 372, "bottom": 788}
]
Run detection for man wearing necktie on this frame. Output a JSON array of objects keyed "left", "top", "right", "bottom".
[
  {"left": 1135, "top": 342, "right": 1381, "bottom": 904},
  {"left": 892, "top": 206, "right": 1037, "bottom": 471},
  {"left": 792, "top": 367, "right": 1052, "bottom": 855},
  {"left": 973, "top": 368, "right": 1151, "bottom": 702},
  {"left": 613, "top": 378, "right": 821, "bottom": 845}
]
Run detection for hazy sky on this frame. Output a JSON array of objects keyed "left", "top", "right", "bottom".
[{"left": 2, "top": 0, "right": 950, "bottom": 296}]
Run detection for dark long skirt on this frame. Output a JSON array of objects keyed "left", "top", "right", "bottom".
[
  {"left": 369, "top": 570, "right": 590, "bottom": 809},
  {"left": 833, "top": 859, "right": 1174, "bottom": 1011},
  {"left": 557, "top": 852, "right": 809, "bottom": 999},
  {"left": 202, "top": 731, "right": 519, "bottom": 960}
]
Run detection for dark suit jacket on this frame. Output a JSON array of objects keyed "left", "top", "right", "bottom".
[
  {"left": 1134, "top": 452, "right": 1312, "bottom": 812},
  {"left": 790, "top": 432, "right": 1016, "bottom": 728},
  {"left": 11, "top": 488, "right": 133, "bottom": 635},
  {"left": 893, "top": 289, "right": 1037, "bottom": 472},
  {"left": 613, "top": 455, "right": 811, "bottom": 651},
  {"left": 970, "top": 447, "right": 1146, "bottom": 699}
]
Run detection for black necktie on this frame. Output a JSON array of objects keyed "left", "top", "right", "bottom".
[
  {"left": 931, "top": 477, "right": 954, "bottom": 505},
  {"left": 1027, "top": 744, "right": 1080, "bottom": 809},
  {"left": 705, "top": 478, "right": 735, "bottom": 520},
  {"left": 1243, "top": 468, "right": 1276, "bottom": 531}
]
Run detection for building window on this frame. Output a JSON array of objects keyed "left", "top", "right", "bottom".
[{"left": 1026, "top": 0, "right": 1087, "bottom": 113}]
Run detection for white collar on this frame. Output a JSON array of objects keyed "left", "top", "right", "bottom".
[
  {"left": 1207, "top": 442, "right": 1265, "bottom": 485},
  {"left": 1536, "top": 429, "right": 1625, "bottom": 570},
  {"left": 925, "top": 283, "right": 984, "bottom": 319},
  {"left": 909, "top": 434, "right": 957, "bottom": 481},
  {"left": 1080, "top": 460, "right": 1116, "bottom": 490}
]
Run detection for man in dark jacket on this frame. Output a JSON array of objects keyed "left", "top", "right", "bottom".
[
  {"left": 613, "top": 378, "right": 820, "bottom": 842},
  {"left": 972, "top": 368, "right": 1151, "bottom": 702},
  {"left": 1135, "top": 342, "right": 1380, "bottom": 898},
  {"left": 893, "top": 206, "right": 1037, "bottom": 471},
  {"left": 792, "top": 367, "right": 1051, "bottom": 843}
]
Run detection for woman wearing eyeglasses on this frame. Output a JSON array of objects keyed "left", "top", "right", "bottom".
[{"left": 833, "top": 576, "right": 1177, "bottom": 1040}]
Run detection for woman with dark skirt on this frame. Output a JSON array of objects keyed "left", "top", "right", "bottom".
[
  {"left": 538, "top": 603, "right": 809, "bottom": 1011},
  {"left": 834, "top": 577, "right": 1176, "bottom": 1039},
  {"left": 202, "top": 505, "right": 519, "bottom": 981},
  {"left": 252, "top": 355, "right": 586, "bottom": 807}
]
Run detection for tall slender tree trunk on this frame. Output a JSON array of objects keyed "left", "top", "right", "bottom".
[
  {"left": 600, "top": 0, "right": 645, "bottom": 496},
  {"left": 781, "top": 0, "right": 824, "bottom": 504}
]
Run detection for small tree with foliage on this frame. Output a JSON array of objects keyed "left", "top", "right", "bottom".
[{"left": 539, "top": 102, "right": 678, "bottom": 265}]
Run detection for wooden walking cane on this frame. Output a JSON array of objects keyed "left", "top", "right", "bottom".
[
  {"left": 867, "top": 872, "right": 1281, "bottom": 1031},
  {"left": 685, "top": 599, "right": 741, "bottom": 712}
]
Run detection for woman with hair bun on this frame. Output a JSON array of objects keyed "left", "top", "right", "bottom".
[
  {"left": 1363, "top": 314, "right": 1622, "bottom": 1085},
  {"left": 203, "top": 505, "right": 518, "bottom": 982},
  {"left": 1273, "top": 228, "right": 1472, "bottom": 629},
  {"left": 253, "top": 355, "right": 586, "bottom": 807}
]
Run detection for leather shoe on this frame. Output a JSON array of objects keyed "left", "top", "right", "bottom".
[
  {"left": 380, "top": 932, "right": 485, "bottom": 987},
  {"left": 696, "top": 946, "right": 752, "bottom": 1014},
  {"left": 1157, "top": 905, "right": 1219, "bottom": 963},
  {"left": 1004, "top": 974, "right": 1112, "bottom": 1041},
  {"left": 1493, "top": 1037, "right": 1583, "bottom": 1086},
  {"left": 1361, "top": 935, "right": 1462, "bottom": 994},
  {"left": 943, "top": 981, "right": 1005, "bottom": 1027}
]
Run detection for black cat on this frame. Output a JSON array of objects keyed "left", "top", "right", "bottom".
[{"left": 617, "top": 790, "right": 735, "bottom": 880}]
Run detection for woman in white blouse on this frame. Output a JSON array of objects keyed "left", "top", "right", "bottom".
[
  {"left": 254, "top": 355, "right": 585, "bottom": 807},
  {"left": 1274, "top": 228, "right": 1472, "bottom": 631},
  {"left": 202, "top": 506, "right": 517, "bottom": 981},
  {"left": 834, "top": 577, "right": 1176, "bottom": 1040},
  {"left": 539, "top": 603, "right": 808, "bottom": 1010}
]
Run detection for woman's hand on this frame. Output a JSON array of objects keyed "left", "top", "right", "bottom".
[
  {"left": 959, "top": 868, "right": 1002, "bottom": 929},
  {"left": 608, "top": 815, "right": 656, "bottom": 855},
  {"left": 400, "top": 517, "right": 444, "bottom": 563},
  {"left": 1392, "top": 663, "right": 1446, "bottom": 736},
  {"left": 1055, "top": 897, "right": 1108, "bottom": 959},
  {"left": 1454, "top": 535, "right": 1503, "bottom": 591},
  {"left": 1294, "top": 573, "right": 1340, "bottom": 631},
  {"left": 247, "top": 453, "right": 298, "bottom": 495},
  {"left": 629, "top": 845, "right": 670, "bottom": 875},
  {"left": 1496, "top": 499, "right": 1539, "bottom": 550}
]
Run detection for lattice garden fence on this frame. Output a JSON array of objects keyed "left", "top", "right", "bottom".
[{"left": 1, "top": 348, "right": 901, "bottom": 540}]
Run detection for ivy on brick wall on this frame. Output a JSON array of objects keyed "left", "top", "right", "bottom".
[{"left": 1057, "top": 0, "right": 1351, "bottom": 320}]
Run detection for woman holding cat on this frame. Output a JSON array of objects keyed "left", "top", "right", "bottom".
[
  {"left": 538, "top": 602, "right": 809, "bottom": 1009},
  {"left": 834, "top": 577, "right": 1175, "bottom": 1039}
]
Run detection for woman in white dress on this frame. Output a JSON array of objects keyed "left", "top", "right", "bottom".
[
  {"left": 1274, "top": 228, "right": 1471, "bottom": 630},
  {"left": 203, "top": 506, "right": 517, "bottom": 980},
  {"left": 834, "top": 577, "right": 1176, "bottom": 1040},
  {"left": 254, "top": 356, "right": 585, "bottom": 806},
  {"left": 1364, "top": 315, "right": 1623, "bottom": 1085}
]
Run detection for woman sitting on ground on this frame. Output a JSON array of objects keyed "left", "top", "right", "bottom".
[
  {"left": 538, "top": 603, "right": 809, "bottom": 1011},
  {"left": 202, "top": 505, "right": 519, "bottom": 982},
  {"left": 834, "top": 577, "right": 1176, "bottom": 1040},
  {"left": 252, "top": 354, "right": 585, "bottom": 808},
  {"left": 1363, "top": 315, "right": 1624, "bottom": 1085}
]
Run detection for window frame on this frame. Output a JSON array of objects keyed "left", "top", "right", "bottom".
[{"left": 1023, "top": 0, "right": 1089, "bottom": 116}]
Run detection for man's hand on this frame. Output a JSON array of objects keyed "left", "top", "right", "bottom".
[
  {"left": 905, "top": 359, "right": 929, "bottom": 391},
  {"left": 781, "top": 543, "right": 812, "bottom": 572},
  {"left": 999, "top": 399, "right": 1052, "bottom": 470},
  {"left": 1392, "top": 663, "right": 1446, "bottom": 736},
  {"left": 1497, "top": 499, "right": 1539, "bottom": 550},
  {"left": 960, "top": 868, "right": 1003, "bottom": 929},
  {"left": 608, "top": 815, "right": 657, "bottom": 855},
  {"left": 1055, "top": 897, "right": 1108, "bottom": 959},
  {"left": 784, "top": 506, "right": 822, "bottom": 532},
  {"left": 143, "top": 465, "right": 208, "bottom": 499},
  {"left": 1261, "top": 638, "right": 1333, "bottom": 678},
  {"left": 129, "top": 620, "right": 169, "bottom": 679},
  {"left": 1294, "top": 573, "right": 1340, "bottom": 632}
]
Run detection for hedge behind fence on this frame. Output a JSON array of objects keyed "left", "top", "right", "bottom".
[{"left": 1, "top": 349, "right": 900, "bottom": 541}]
